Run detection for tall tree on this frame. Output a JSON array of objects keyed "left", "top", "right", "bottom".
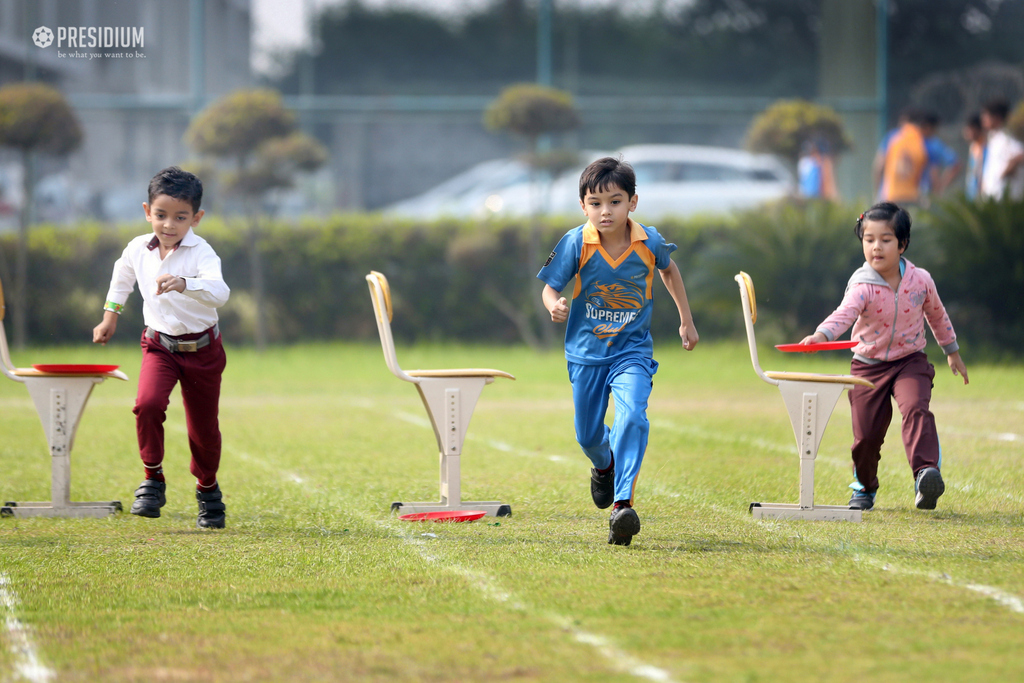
[
  {"left": 483, "top": 83, "right": 581, "bottom": 347},
  {"left": 0, "top": 83, "right": 82, "bottom": 349},
  {"left": 185, "top": 89, "right": 327, "bottom": 350}
]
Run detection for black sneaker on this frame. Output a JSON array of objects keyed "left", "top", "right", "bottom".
[
  {"left": 848, "top": 489, "right": 876, "bottom": 511},
  {"left": 915, "top": 467, "right": 944, "bottom": 510},
  {"left": 590, "top": 466, "right": 615, "bottom": 509},
  {"left": 130, "top": 480, "right": 166, "bottom": 518},
  {"left": 607, "top": 505, "right": 641, "bottom": 546},
  {"left": 196, "top": 485, "right": 226, "bottom": 529}
]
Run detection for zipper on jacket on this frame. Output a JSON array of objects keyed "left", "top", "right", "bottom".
[{"left": 884, "top": 288, "right": 899, "bottom": 361}]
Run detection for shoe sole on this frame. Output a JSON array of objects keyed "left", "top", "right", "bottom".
[
  {"left": 915, "top": 469, "right": 945, "bottom": 510},
  {"left": 130, "top": 504, "right": 161, "bottom": 518},
  {"left": 608, "top": 508, "right": 641, "bottom": 546},
  {"left": 197, "top": 519, "right": 225, "bottom": 529}
]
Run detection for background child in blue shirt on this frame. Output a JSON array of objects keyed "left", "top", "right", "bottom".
[{"left": 538, "top": 157, "right": 699, "bottom": 546}]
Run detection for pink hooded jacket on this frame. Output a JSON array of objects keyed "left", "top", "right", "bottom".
[{"left": 816, "top": 258, "right": 959, "bottom": 364}]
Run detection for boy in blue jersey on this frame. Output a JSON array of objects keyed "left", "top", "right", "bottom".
[{"left": 538, "top": 157, "right": 699, "bottom": 546}]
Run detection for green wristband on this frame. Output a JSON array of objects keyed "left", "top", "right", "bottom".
[{"left": 104, "top": 301, "right": 124, "bottom": 314}]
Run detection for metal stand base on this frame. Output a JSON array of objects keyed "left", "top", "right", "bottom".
[
  {"left": 1, "top": 376, "right": 125, "bottom": 521},
  {"left": 2, "top": 500, "right": 122, "bottom": 519},
  {"left": 747, "top": 382, "right": 864, "bottom": 523},
  {"left": 391, "top": 501, "right": 512, "bottom": 517},
  {"left": 750, "top": 502, "right": 861, "bottom": 522}
]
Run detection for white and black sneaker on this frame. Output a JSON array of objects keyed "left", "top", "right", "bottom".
[{"left": 914, "top": 468, "right": 945, "bottom": 510}]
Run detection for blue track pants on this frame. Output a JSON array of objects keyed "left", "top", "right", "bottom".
[{"left": 568, "top": 356, "right": 658, "bottom": 504}]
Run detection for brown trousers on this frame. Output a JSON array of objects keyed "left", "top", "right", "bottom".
[
  {"left": 134, "top": 327, "right": 227, "bottom": 489},
  {"left": 848, "top": 351, "right": 938, "bottom": 493}
]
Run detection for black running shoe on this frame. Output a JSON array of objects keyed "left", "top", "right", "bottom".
[
  {"left": 196, "top": 485, "right": 226, "bottom": 529},
  {"left": 914, "top": 467, "right": 944, "bottom": 510},
  {"left": 590, "top": 466, "right": 615, "bottom": 509},
  {"left": 607, "top": 505, "right": 641, "bottom": 546},
  {"left": 130, "top": 480, "right": 166, "bottom": 518}
]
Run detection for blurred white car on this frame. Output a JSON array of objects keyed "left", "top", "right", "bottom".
[
  {"left": 382, "top": 157, "right": 532, "bottom": 219},
  {"left": 620, "top": 144, "right": 794, "bottom": 221},
  {"left": 383, "top": 144, "right": 794, "bottom": 221},
  {"left": 382, "top": 150, "right": 611, "bottom": 220}
]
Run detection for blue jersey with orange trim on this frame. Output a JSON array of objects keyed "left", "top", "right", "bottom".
[{"left": 537, "top": 218, "right": 677, "bottom": 365}]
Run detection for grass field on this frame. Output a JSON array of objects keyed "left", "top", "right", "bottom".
[{"left": 1, "top": 341, "right": 1022, "bottom": 683}]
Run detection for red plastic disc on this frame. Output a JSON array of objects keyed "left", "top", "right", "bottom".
[
  {"left": 775, "top": 341, "right": 858, "bottom": 353},
  {"left": 399, "top": 510, "right": 486, "bottom": 522},
  {"left": 32, "top": 364, "right": 120, "bottom": 373}
]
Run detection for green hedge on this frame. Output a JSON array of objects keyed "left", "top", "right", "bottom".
[{"left": 0, "top": 198, "right": 1020, "bottom": 358}]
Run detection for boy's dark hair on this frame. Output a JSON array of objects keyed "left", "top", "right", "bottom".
[
  {"left": 148, "top": 166, "right": 203, "bottom": 213},
  {"left": 983, "top": 98, "right": 1011, "bottom": 122},
  {"left": 966, "top": 112, "right": 982, "bottom": 130},
  {"left": 855, "top": 201, "right": 911, "bottom": 251},
  {"left": 900, "top": 107, "right": 925, "bottom": 125},
  {"left": 579, "top": 157, "right": 636, "bottom": 200}
]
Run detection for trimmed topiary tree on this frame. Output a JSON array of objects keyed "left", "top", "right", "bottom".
[
  {"left": 185, "top": 89, "right": 326, "bottom": 350},
  {"left": 483, "top": 83, "right": 582, "bottom": 347},
  {"left": 745, "top": 98, "right": 851, "bottom": 165},
  {"left": 0, "top": 83, "right": 83, "bottom": 349}
]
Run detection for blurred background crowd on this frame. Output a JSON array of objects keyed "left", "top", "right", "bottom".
[{"left": 0, "top": 0, "right": 1022, "bottom": 354}]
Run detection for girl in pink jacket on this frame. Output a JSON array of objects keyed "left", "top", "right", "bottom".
[{"left": 801, "top": 202, "right": 968, "bottom": 512}]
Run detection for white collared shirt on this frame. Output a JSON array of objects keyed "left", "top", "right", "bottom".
[
  {"left": 981, "top": 128, "right": 1024, "bottom": 200},
  {"left": 105, "top": 228, "right": 230, "bottom": 336}
]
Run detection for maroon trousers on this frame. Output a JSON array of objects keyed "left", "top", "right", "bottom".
[
  {"left": 848, "top": 351, "right": 938, "bottom": 493},
  {"left": 134, "top": 327, "right": 226, "bottom": 488}
]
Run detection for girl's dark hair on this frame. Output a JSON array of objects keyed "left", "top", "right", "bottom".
[
  {"left": 579, "top": 156, "right": 636, "bottom": 200},
  {"left": 148, "top": 166, "right": 203, "bottom": 213},
  {"left": 854, "top": 201, "right": 911, "bottom": 250}
]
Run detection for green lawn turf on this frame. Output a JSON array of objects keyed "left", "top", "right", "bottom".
[{"left": 1, "top": 341, "right": 1022, "bottom": 683}]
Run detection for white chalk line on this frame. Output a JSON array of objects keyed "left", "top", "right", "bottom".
[
  {"left": 0, "top": 574, "right": 56, "bottom": 683},
  {"left": 856, "top": 557, "right": 1024, "bottom": 615},
  {"left": 371, "top": 514, "right": 678, "bottom": 683},
  {"left": 392, "top": 410, "right": 577, "bottom": 464},
  {"left": 228, "top": 445, "right": 679, "bottom": 683}
]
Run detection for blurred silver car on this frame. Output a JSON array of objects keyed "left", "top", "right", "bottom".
[
  {"left": 621, "top": 144, "right": 794, "bottom": 221},
  {"left": 383, "top": 144, "right": 793, "bottom": 221}
]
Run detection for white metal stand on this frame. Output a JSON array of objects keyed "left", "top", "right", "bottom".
[
  {"left": 749, "top": 381, "right": 862, "bottom": 522},
  {"left": 390, "top": 376, "right": 511, "bottom": 517},
  {"left": 1, "top": 278, "right": 127, "bottom": 519},
  {"left": 2, "top": 377, "right": 123, "bottom": 518},
  {"left": 735, "top": 272, "right": 874, "bottom": 523},
  {"left": 366, "top": 272, "right": 514, "bottom": 518}
]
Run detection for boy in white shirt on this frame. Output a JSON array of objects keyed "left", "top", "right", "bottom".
[
  {"left": 93, "top": 167, "right": 231, "bottom": 528},
  {"left": 980, "top": 99, "right": 1024, "bottom": 200}
]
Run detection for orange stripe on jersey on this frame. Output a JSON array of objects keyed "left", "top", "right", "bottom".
[
  {"left": 634, "top": 242, "right": 657, "bottom": 299},
  {"left": 573, "top": 241, "right": 601, "bottom": 300}
]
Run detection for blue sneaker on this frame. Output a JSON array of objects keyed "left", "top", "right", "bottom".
[
  {"left": 915, "top": 467, "right": 945, "bottom": 510},
  {"left": 848, "top": 489, "right": 875, "bottom": 511}
]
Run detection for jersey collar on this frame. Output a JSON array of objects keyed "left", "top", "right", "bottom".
[{"left": 582, "top": 218, "right": 648, "bottom": 244}]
